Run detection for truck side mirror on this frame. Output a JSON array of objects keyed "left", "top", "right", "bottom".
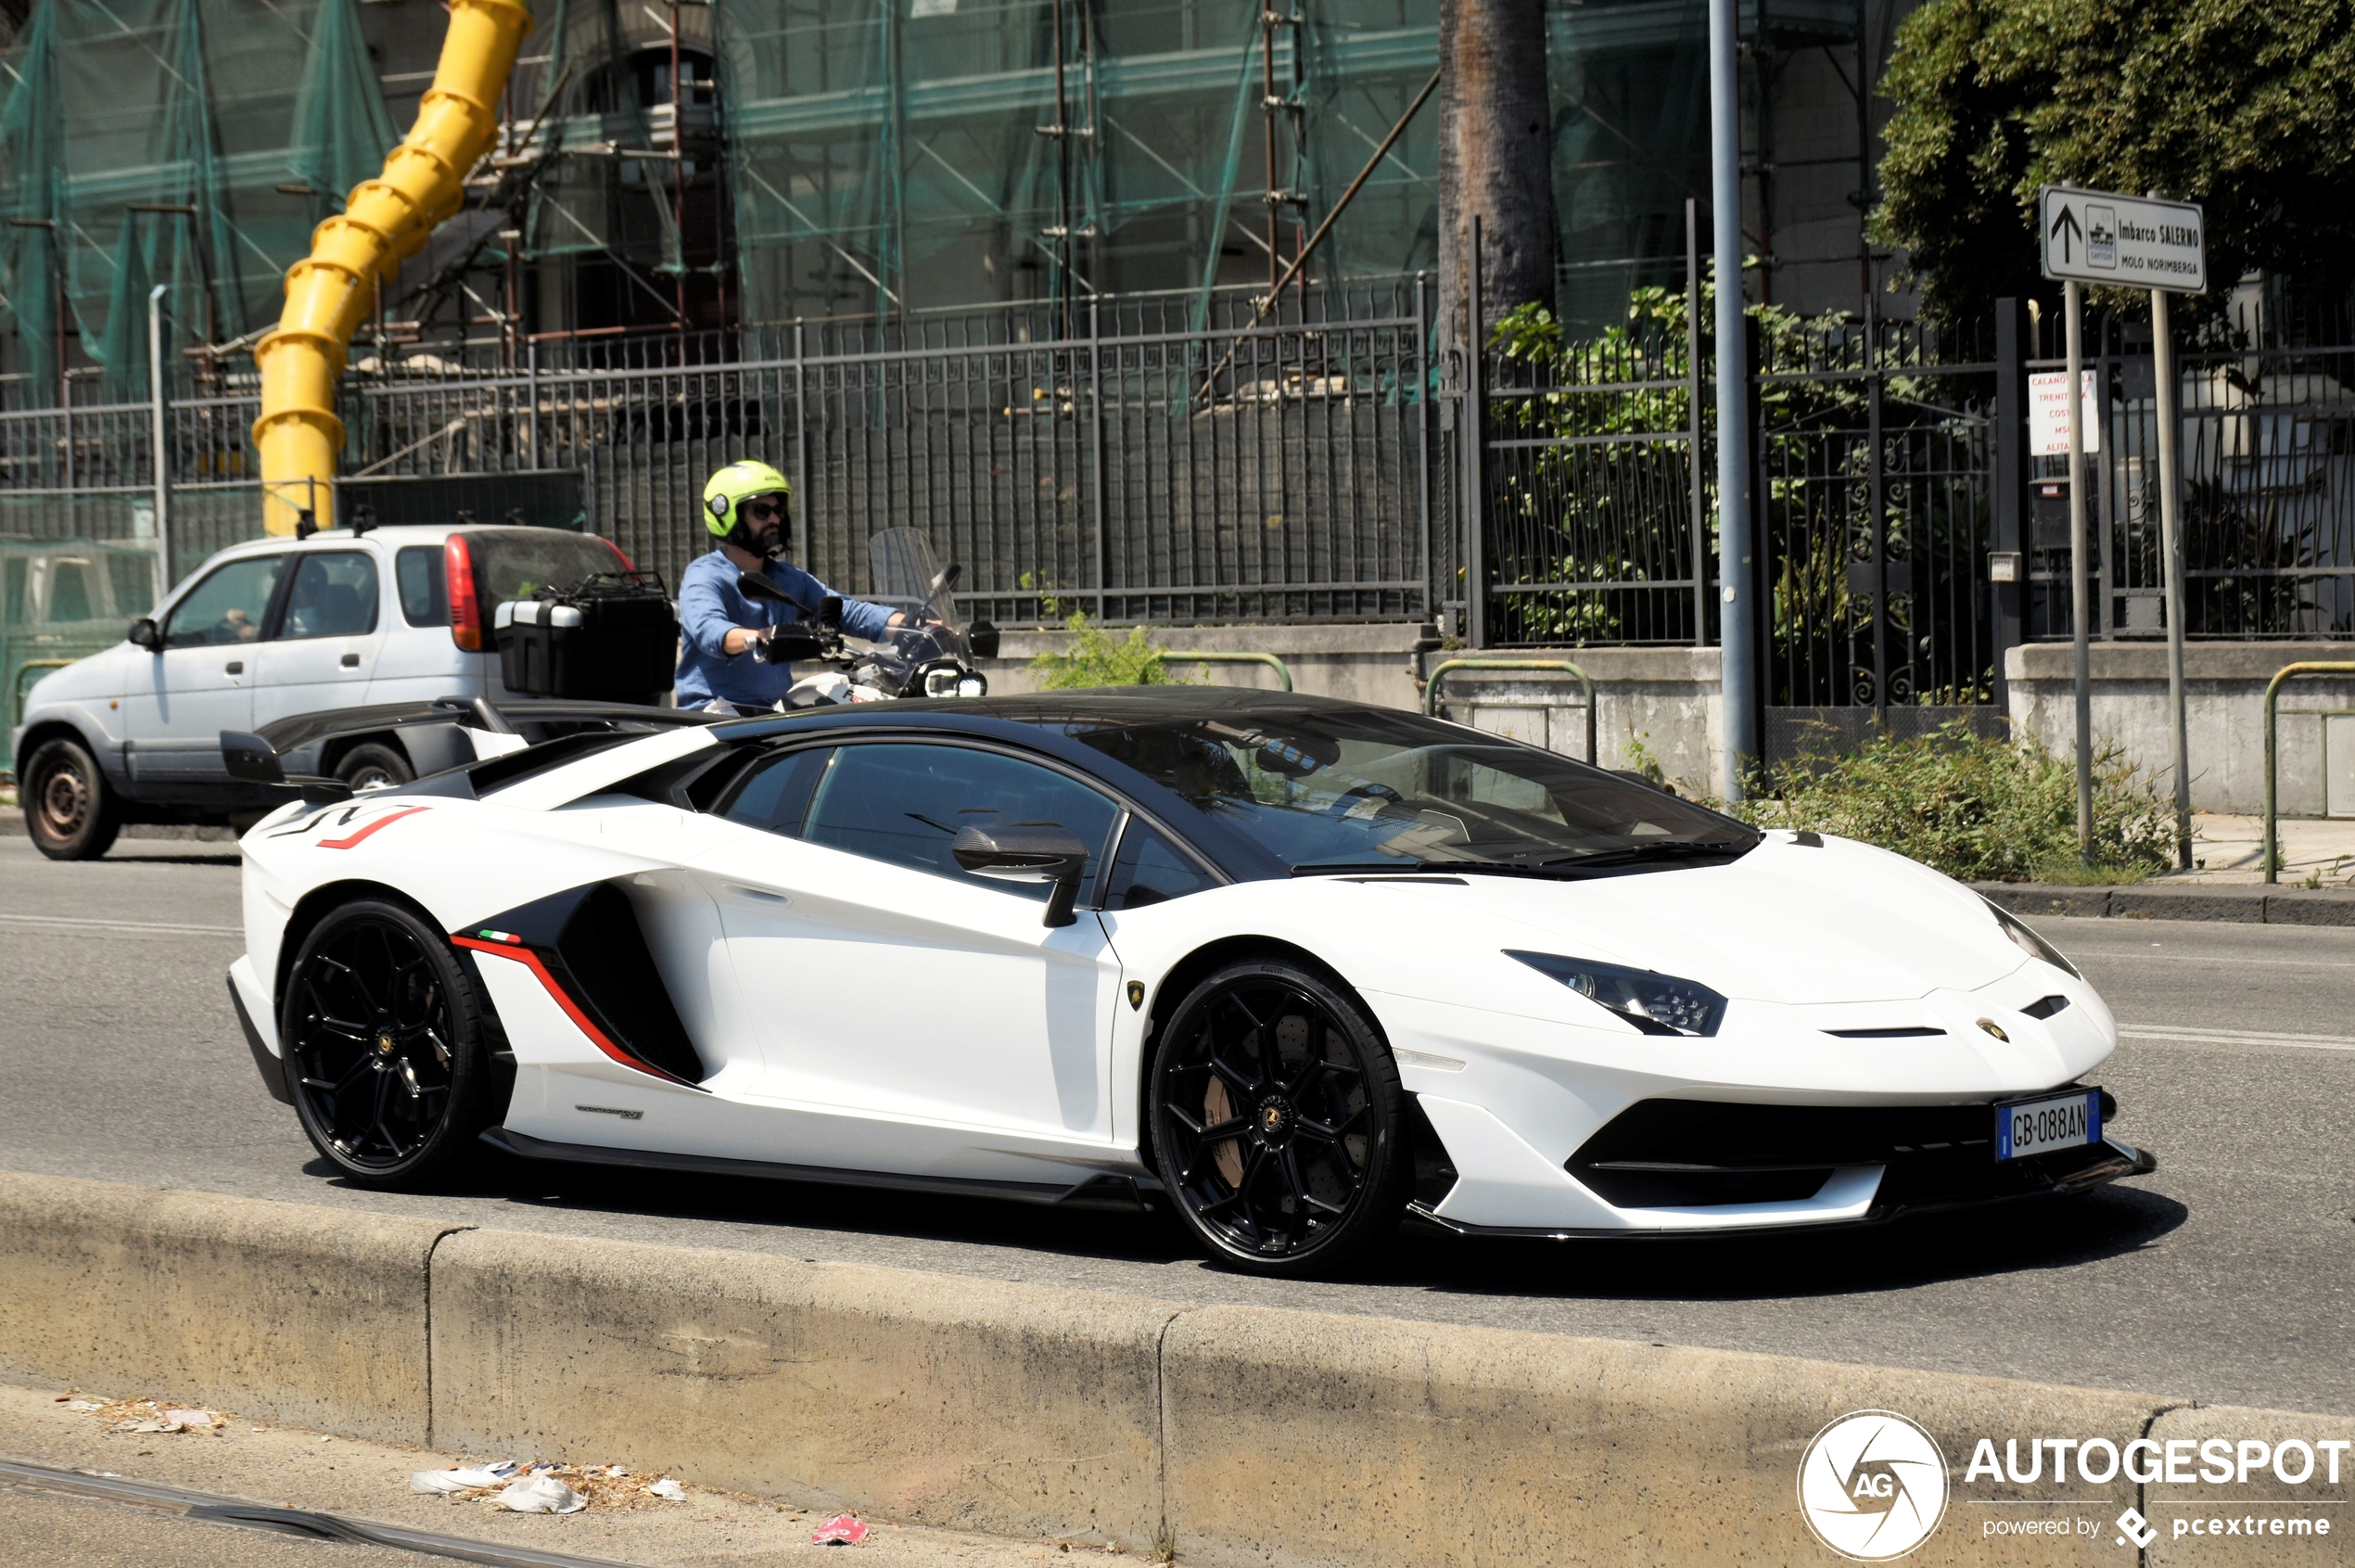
[{"left": 127, "top": 617, "right": 161, "bottom": 652}]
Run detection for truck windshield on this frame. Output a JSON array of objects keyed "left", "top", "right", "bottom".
[{"left": 1062, "top": 707, "right": 1757, "bottom": 874}]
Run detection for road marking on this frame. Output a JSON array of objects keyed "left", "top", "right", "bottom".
[
  {"left": 0, "top": 911, "right": 242, "bottom": 937},
  {"left": 2075, "top": 951, "right": 2355, "bottom": 970},
  {"left": 2120, "top": 1024, "right": 2355, "bottom": 1053}
]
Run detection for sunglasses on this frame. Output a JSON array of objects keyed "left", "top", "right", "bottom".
[{"left": 742, "top": 497, "right": 786, "bottom": 521}]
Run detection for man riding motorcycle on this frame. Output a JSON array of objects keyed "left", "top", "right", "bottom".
[{"left": 674, "top": 461, "right": 911, "bottom": 714}]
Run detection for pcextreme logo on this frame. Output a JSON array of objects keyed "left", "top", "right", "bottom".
[{"left": 1798, "top": 1410, "right": 1952, "bottom": 1562}]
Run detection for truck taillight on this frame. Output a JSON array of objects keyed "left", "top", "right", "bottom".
[{"left": 446, "top": 534, "right": 482, "bottom": 651}]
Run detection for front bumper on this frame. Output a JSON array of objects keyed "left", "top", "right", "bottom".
[{"left": 1407, "top": 1092, "right": 2158, "bottom": 1239}]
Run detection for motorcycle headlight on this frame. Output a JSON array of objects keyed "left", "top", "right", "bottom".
[
  {"left": 1506, "top": 950, "right": 1728, "bottom": 1037},
  {"left": 1981, "top": 898, "right": 2081, "bottom": 979},
  {"left": 957, "top": 673, "right": 987, "bottom": 698}
]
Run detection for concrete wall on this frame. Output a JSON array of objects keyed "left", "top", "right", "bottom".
[
  {"left": 982, "top": 625, "right": 2355, "bottom": 813},
  {"left": 2007, "top": 643, "right": 2355, "bottom": 815},
  {"left": 980, "top": 628, "right": 1725, "bottom": 795},
  {"left": 2, "top": 1171, "right": 2348, "bottom": 1568}
]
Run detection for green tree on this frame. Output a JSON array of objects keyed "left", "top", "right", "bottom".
[{"left": 1874, "top": 0, "right": 2355, "bottom": 326}]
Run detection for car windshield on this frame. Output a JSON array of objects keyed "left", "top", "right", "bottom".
[{"left": 1060, "top": 706, "right": 1757, "bottom": 874}]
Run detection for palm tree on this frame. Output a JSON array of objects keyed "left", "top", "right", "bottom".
[{"left": 1439, "top": 0, "right": 1558, "bottom": 355}]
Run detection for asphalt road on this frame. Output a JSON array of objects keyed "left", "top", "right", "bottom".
[{"left": 1, "top": 833, "right": 2349, "bottom": 1414}]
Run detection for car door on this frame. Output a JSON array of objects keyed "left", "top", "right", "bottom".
[
  {"left": 251, "top": 549, "right": 384, "bottom": 728},
  {"left": 688, "top": 739, "right": 1127, "bottom": 1147},
  {"left": 121, "top": 552, "right": 284, "bottom": 782}
]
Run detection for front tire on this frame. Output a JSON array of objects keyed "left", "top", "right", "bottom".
[
  {"left": 21, "top": 736, "right": 121, "bottom": 860},
  {"left": 281, "top": 899, "right": 493, "bottom": 1188},
  {"left": 1148, "top": 958, "right": 1409, "bottom": 1277}
]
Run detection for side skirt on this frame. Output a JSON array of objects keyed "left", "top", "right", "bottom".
[{"left": 479, "top": 1126, "right": 1155, "bottom": 1211}]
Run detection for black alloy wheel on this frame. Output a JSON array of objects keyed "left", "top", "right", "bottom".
[
  {"left": 282, "top": 899, "right": 495, "bottom": 1188},
  {"left": 21, "top": 736, "right": 121, "bottom": 860},
  {"left": 335, "top": 742, "right": 414, "bottom": 793},
  {"left": 1149, "top": 959, "right": 1408, "bottom": 1276}
]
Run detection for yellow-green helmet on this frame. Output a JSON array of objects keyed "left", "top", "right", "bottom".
[{"left": 702, "top": 460, "right": 793, "bottom": 543}]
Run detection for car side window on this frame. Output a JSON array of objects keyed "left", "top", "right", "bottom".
[
  {"left": 1102, "top": 819, "right": 1219, "bottom": 910},
  {"left": 396, "top": 546, "right": 447, "bottom": 626},
  {"left": 720, "top": 746, "right": 833, "bottom": 837},
  {"left": 277, "top": 552, "right": 380, "bottom": 640},
  {"left": 162, "top": 555, "right": 285, "bottom": 648},
  {"left": 802, "top": 742, "right": 1119, "bottom": 901}
]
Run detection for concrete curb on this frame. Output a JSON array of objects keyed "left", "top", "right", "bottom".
[
  {"left": 1974, "top": 880, "right": 2355, "bottom": 926},
  {"left": 0, "top": 1172, "right": 457, "bottom": 1446},
  {"left": 1, "top": 1169, "right": 2347, "bottom": 1566},
  {"left": 428, "top": 1228, "right": 1179, "bottom": 1545}
]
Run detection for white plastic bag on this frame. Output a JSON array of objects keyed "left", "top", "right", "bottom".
[
  {"left": 410, "top": 1460, "right": 517, "bottom": 1495},
  {"left": 648, "top": 1478, "right": 687, "bottom": 1501},
  {"left": 495, "top": 1473, "right": 587, "bottom": 1514}
]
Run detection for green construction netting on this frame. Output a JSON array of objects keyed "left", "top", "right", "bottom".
[
  {"left": 706, "top": 0, "right": 1445, "bottom": 326},
  {"left": 0, "top": 0, "right": 396, "bottom": 403}
]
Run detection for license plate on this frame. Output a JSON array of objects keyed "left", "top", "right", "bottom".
[{"left": 1995, "top": 1089, "right": 2102, "bottom": 1161}]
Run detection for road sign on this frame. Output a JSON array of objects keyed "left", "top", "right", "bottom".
[
  {"left": 2028, "top": 369, "right": 2101, "bottom": 455},
  {"left": 2039, "top": 186, "right": 2206, "bottom": 291}
]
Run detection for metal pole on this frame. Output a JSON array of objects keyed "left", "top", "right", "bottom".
[
  {"left": 1687, "top": 197, "right": 1705, "bottom": 647},
  {"left": 2064, "top": 278, "right": 2093, "bottom": 858},
  {"left": 1711, "top": 0, "right": 1756, "bottom": 801},
  {"left": 2152, "top": 284, "right": 2193, "bottom": 869},
  {"left": 146, "top": 283, "right": 170, "bottom": 604},
  {"left": 1088, "top": 295, "right": 1107, "bottom": 621}
]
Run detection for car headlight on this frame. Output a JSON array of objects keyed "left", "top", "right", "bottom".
[
  {"left": 1981, "top": 898, "right": 2081, "bottom": 979},
  {"left": 1506, "top": 950, "right": 1728, "bottom": 1037}
]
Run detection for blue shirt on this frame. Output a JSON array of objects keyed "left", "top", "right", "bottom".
[{"left": 673, "top": 550, "right": 896, "bottom": 710}]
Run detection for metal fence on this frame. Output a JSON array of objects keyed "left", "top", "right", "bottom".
[
  {"left": 0, "top": 285, "right": 1444, "bottom": 629},
  {"left": 2027, "top": 299, "right": 2355, "bottom": 643}
]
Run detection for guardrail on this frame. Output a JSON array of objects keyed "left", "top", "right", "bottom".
[
  {"left": 1421, "top": 657, "right": 1597, "bottom": 764},
  {"left": 1162, "top": 650, "right": 1293, "bottom": 692},
  {"left": 2262, "top": 660, "right": 2355, "bottom": 883}
]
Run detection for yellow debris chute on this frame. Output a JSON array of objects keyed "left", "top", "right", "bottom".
[{"left": 251, "top": 0, "right": 532, "bottom": 536}]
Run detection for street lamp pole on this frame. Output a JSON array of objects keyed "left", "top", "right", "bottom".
[{"left": 1711, "top": 0, "right": 1755, "bottom": 801}]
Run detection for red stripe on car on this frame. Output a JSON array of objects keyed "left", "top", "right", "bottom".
[
  {"left": 451, "top": 936, "right": 693, "bottom": 1086},
  {"left": 316, "top": 806, "right": 431, "bottom": 850}
]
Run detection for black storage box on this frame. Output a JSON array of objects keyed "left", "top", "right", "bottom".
[{"left": 498, "top": 572, "right": 677, "bottom": 703}]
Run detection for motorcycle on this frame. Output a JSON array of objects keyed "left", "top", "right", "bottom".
[{"left": 736, "top": 528, "right": 999, "bottom": 708}]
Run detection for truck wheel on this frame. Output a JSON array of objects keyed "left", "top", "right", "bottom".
[
  {"left": 336, "top": 742, "right": 414, "bottom": 792},
  {"left": 22, "top": 737, "right": 121, "bottom": 860}
]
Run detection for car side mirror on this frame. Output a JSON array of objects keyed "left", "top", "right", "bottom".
[
  {"left": 734, "top": 569, "right": 792, "bottom": 604},
  {"left": 952, "top": 821, "right": 1089, "bottom": 927},
  {"left": 966, "top": 618, "right": 1000, "bottom": 659},
  {"left": 128, "top": 617, "right": 161, "bottom": 652}
]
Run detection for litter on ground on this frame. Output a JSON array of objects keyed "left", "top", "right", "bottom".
[
  {"left": 412, "top": 1461, "right": 519, "bottom": 1495},
  {"left": 496, "top": 1473, "right": 588, "bottom": 1514},
  {"left": 812, "top": 1513, "right": 870, "bottom": 1546},
  {"left": 78, "top": 1398, "right": 228, "bottom": 1436},
  {"left": 648, "top": 1479, "right": 687, "bottom": 1501}
]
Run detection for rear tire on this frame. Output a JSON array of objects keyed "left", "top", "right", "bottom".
[
  {"left": 1149, "top": 958, "right": 1409, "bottom": 1277},
  {"left": 281, "top": 899, "right": 494, "bottom": 1188},
  {"left": 21, "top": 737, "right": 121, "bottom": 860},
  {"left": 335, "top": 742, "right": 414, "bottom": 792}
]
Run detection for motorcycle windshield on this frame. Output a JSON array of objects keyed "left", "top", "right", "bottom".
[{"left": 866, "top": 529, "right": 963, "bottom": 633}]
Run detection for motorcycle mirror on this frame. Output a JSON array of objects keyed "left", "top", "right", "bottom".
[
  {"left": 951, "top": 821, "right": 1088, "bottom": 927},
  {"left": 819, "top": 594, "right": 843, "bottom": 631},
  {"left": 735, "top": 570, "right": 792, "bottom": 604},
  {"left": 966, "top": 618, "right": 1000, "bottom": 659},
  {"left": 927, "top": 561, "right": 962, "bottom": 599}
]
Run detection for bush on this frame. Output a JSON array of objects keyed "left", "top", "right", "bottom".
[
  {"left": 1027, "top": 608, "right": 1185, "bottom": 690},
  {"left": 1729, "top": 720, "right": 2176, "bottom": 883}
]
